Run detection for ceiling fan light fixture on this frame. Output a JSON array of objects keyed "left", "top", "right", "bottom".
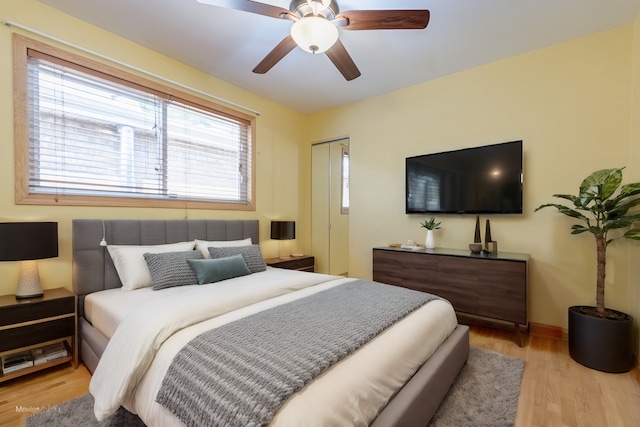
[
  {"left": 306, "top": 0, "right": 331, "bottom": 16},
  {"left": 290, "top": 16, "right": 339, "bottom": 54}
]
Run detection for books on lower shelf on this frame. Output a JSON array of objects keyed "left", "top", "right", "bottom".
[
  {"left": 31, "top": 342, "right": 69, "bottom": 366},
  {"left": 1, "top": 342, "right": 69, "bottom": 375},
  {"left": 2, "top": 351, "right": 33, "bottom": 374}
]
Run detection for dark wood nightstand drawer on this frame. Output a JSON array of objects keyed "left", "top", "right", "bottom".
[
  {"left": 0, "top": 317, "right": 75, "bottom": 352},
  {"left": 265, "top": 256, "right": 315, "bottom": 272},
  {"left": 0, "top": 296, "right": 75, "bottom": 327}
]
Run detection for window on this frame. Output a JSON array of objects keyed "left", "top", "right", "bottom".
[
  {"left": 341, "top": 146, "right": 349, "bottom": 214},
  {"left": 13, "top": 35, "right": 256, "bottom": 210}
]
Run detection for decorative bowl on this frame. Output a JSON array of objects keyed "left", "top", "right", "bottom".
[{"left": 469, "top": 243, "right": 483, "bottom": 254}]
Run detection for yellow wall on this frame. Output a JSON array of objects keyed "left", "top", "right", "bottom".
[
  {"left": 306, "top": 24, "right": 638, "bottom": 336},
  {"left": 0, "top": 0, "right": 309, "bottom": 296},
  {"left": 630, "top": 14, "right": 640, "bottom": 353}
]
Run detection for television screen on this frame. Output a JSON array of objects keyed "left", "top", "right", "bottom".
[{"left": 406, "top": 140, "right": 523, "bottom": 214}]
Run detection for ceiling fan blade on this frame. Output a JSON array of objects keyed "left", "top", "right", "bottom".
[
  {"left": 337, "top": 10, "right": 430, "bottom": 31},
  {"left": 252, "top": 35, "right": 298, "bottom": 74},
  {"left": 196, "top": 0, "right": 294, "bottom": 20},
  {"left": 325, "top": 40, "right": 361, "bottom": 81}
]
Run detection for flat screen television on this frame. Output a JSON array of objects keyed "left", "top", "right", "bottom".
[{"left": 406, "top": 140, "right": 523, "bottom": 214}]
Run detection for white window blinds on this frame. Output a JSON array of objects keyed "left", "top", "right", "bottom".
[{"left": 25, "top": 50, "right": 252, "bottom": 207}]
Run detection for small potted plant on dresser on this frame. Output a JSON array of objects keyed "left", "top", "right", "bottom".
[
  {"left": 536, "top": 167, "right": 640, "bottom": 373},
  {"left": 419, "top": 217, "right": 441, "bottom": 249}
]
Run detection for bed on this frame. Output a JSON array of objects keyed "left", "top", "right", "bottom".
[{"left": 72, "top": 219, "right": 469, "bottom": 426}]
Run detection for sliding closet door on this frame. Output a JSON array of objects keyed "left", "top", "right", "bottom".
[
  {"left": 328, "top": 142, "right": 349, "bottom": 276},
  {"left": 311, "top": 138, "right": 349, "bottom": 276}
]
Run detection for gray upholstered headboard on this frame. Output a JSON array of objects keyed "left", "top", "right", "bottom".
[{"left": 72, "top": 219, "right": 259, "bottom": 317}]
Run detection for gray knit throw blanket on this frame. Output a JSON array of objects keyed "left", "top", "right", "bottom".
[{"left": 156, "top": 279, "right": 437, "bottom": 427}]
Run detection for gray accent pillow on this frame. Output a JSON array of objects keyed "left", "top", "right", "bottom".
[
  {"left": 144, "top": 250, "right": 203, "bottom": 290},
  {"left": 187, "top": 255, "right": 252, "bottom": 285},
  {"left": 208, "top": 244, "right": 267, "bottom": 273}
]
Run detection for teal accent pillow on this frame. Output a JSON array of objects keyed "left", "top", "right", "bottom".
[{"left": 187, "top": 254, "right": 252, "bottom": 285}]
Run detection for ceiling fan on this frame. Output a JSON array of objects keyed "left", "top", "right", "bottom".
[{"left": 195, "top": 0, "right": 430, "bottom": 81}]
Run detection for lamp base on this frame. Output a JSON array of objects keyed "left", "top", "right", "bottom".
[
  {"left": 278, "top": 240, "right": 293, "bottom": 259},
  {"left": 15, "top": 260, "right": 44, "bottom": 299}
]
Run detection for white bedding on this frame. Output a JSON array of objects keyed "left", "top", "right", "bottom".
[
  {"left": 85, "top": 285, "right": 192, "bottom": 340},
  {"left": 84, "top": 267, "right": 300, "bottom": 340},
  {"left": 89, "top": 268, "right": 457, "bottom": 426}
]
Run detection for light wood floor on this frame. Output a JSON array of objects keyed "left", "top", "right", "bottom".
[{"left": 1, "top": 326, "right": 639, "bottom": 427}]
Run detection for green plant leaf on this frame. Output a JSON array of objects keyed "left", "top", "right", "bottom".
[
  {"left": 535, "top": 203, "right": 588, "bottom": 220},
  {"left": 611, "top": 182, "right": 640, "bottom": 208},
  {"left": 608, "top": 198, "right": 640, "bottom": 218},
  {"left": 570, "top": 224, "right": 589, "bottom": 234},
  {"left": 612, "top": 213, "right": 640, "bottom": 228},
  {"left": 419, "top": 217, "right": 441, "bottom": 230},
  {"left": 579, "top": 189, "right": 597, "bottom": 207},
  {"left": 552, "top": 193, "right": 580, "bottom": 203},
  {"left": 588, "top": 225, "right": 604, "bottom": 236},
  {"left": 603, "top": 198, "right": 619, "bottom": 211},
  {"left": 624, "top": 228, "right": 640, "bottom": 240},
  {"left": 579, "top": 168, "right": 623, "bottom": 201},
  {"left": 604, "top": 216, "right": 637, "bottom": 231},
  {"left": 618, "top": 182, "right": 640, "bottom": 198},
  {"left": 601, "top": 169, "right": 624, "bottom": 200}
]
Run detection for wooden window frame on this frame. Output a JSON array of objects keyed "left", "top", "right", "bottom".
[{"left": 13, "top": 34, "right": 256, "bottom": 211}]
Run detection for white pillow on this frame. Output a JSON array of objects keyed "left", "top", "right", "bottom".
[
  {"left": 194, "top": 238, "right": 253, "bottom": 258},
  {"left": 107, "top": 241, "right": 195, "bottom": 290}
]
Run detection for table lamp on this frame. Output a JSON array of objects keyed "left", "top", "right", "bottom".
[
  {"left": 270, "top": 220, "right": 295, "bottom": 258},
  {"left": 0, "top": 222, "right": 59, "bottom": 299}
]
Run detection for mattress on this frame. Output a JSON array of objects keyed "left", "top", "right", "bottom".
[
  {"left": 84, "top": 286, "right": 192, "bottom": 340},
  {"left": 89, "top": 269, "right": 457, "bottom": 426},
  {"left": 84, "top": 267, "right": 298, "bottom": 339}
]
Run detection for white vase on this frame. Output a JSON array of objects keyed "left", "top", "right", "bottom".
[{"left": 425, "top": 229, "right": 436, "bottom": 249}]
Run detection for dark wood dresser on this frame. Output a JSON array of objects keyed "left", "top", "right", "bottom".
[{"left": 373, "top": 247, "right": 529, "bottom": 345}]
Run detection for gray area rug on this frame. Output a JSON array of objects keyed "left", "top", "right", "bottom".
[
  {"left": 429, "top": 347, "right": 525, "bottom": 427},
  {"left": 26, "top": 347, "right": 524, "bottom": 427}
]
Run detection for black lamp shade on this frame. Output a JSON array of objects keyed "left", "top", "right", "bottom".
[
  {"left": 0, "top": 222, "right": 59, "bottom": 261},
  {"left": 271, "top": 221, "right": 295, "bottom": 240}
]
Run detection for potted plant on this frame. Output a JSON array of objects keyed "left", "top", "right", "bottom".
[
  {"left": 419, "top": 217, "right": 441, "bottom": 249},
  {"left": 535, "top": 167, "right": 640, "bottom": 372}
]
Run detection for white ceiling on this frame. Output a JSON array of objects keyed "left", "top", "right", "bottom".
[{"left": 38, "top": 0, "right": 640, "bottom": 114}]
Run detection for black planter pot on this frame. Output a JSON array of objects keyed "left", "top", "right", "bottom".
[{"left": 568, "top": 306, "right": 634, "bottom": 373}]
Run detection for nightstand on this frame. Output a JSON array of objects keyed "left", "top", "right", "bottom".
[
  {"left": 0, "top": 288, "right": 77, "bottom": 383},
  {"left": 265, "top": 255, "right": 315, "bottom": 272}
]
